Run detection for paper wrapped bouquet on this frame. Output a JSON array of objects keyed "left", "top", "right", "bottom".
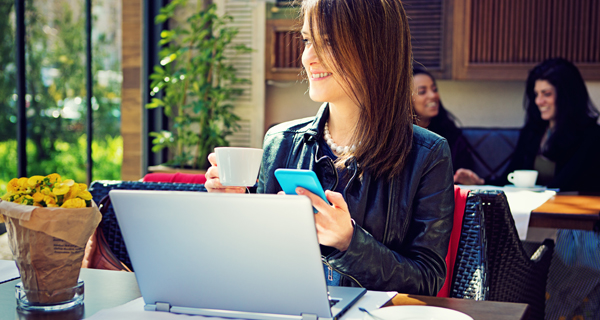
[{"left": 0, "top": 174, "right": 101, "bottom": 304}]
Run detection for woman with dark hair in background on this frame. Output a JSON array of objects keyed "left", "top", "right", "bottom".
[
  {"left": 509, "top": 57, "right": 600, "bottom": 320},
  {"left": 490, "top": 58, "right": 600, "bottom": 191},
  {"left": 473, "top": 57, "right": 600, "bottom": 319},
  {"left": 205, "top": 0, "right": 455, "bottom": 295},
  {"left": 462, "top": 58, "right": 600, "bottom": 193},
  {"left": 412, "top": 67, "right": 482, "bottom": 185}
]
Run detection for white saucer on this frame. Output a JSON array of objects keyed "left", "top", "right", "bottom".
[
  {"left": 503, "top": 185, "right": 547, "bottom": 192},
  {"left": 364, "top": 306, "right": 473, "bottom": 320}
]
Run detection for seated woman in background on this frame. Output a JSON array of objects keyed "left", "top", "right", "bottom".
[
  {"left": 519, "top": 58, "right": 600, "bottom": 320},
  {"left": 481, "top": 58, "right": 600, "bottom": 191},
  {"left": 205, "top": 0, "right": 455, "bottom": 295},
  {"left": 462, "top": 57, "right": 600, "bottom": 319},
  {"left": 412, "top": 67, "right": 483, "bottom": 185}
]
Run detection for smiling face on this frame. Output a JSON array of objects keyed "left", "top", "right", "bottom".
[
  {"left": 301, "top": 17, "right": 353, "bottom": 106},
  {"left": 412, "top": 73, "right": 440, "bottom": 127},
  {"left": 534, "top": 80, "right": 557, "bottom": 127}
]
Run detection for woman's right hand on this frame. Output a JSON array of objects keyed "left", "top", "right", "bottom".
[{"left": 204, "top": 153, "right": 246, "bottom": 193}]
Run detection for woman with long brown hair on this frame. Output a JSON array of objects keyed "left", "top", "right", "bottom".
[
  {"left": 412, "top": 66, "right": 482, "bottom": 185},
  {"left": 205, "top": 0, "right": 454, "bottom": 295}
]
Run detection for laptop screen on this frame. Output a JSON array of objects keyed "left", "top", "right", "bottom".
[{"left": 110, "top": 190, "right": 336, "bottom": 318}]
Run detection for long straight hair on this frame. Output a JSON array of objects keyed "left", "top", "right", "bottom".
[
  {"left": 523, "top": 58, "right": 599, "bottom": 160},
  {"left": 301, "top": 0, "right": 414, "bottom": 178}
]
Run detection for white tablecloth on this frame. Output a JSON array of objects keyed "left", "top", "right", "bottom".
[{"left": 85, "top": 291, "right": 397, "bottom": 320}]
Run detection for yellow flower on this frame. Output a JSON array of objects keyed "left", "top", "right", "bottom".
[
  {"left": 17, "top": 177, "right": 29, "bottom": 188},
  {"left": 77, "top": 190, "right": 93, "bottom": 201},
  {"left": 46, "top": 173, "right": 62, "bottom": 184},
  {"left": 32, "top": 192, "right": 45, "bottom": 203},
  {"left": 43, "top": 196, "right": 58, "bottom": 207},
  {"left": 18, "top": 195, "right": 34, "bottom": 206},
  {"left": 53, "top": 185, "right": 70, "bottom": 196},
  {"left": 28, "top": 175, "right": 45, "bottom": 188},
  {"left": 61, "top": 198, "right": 86, "bottom": 208},
  {"left": 1, "top": 173, "right": 91, "bottom": 208},
  {"left": 6, "top": 178, "right": 19, "bottom": 193},
  {"left": 1, "top": 192, "right": 15, "bottom": 201},
  {"left": 64, "top": 184, "right": 78, "bottom": 200}
]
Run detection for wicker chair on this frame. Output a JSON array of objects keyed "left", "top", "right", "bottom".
[
  {"left": 450, "top": 191, "right": 488, "bottom": 300},
  {"left": 89, "top": 180, "right": 207, "bottom": 271},
  {"left": 472, "top": 189, "right": 555, "bottom": 320}
]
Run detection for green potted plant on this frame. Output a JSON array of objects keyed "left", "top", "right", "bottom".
[{"left": 146, "top": 0, "right": 251, "bottom": 170}]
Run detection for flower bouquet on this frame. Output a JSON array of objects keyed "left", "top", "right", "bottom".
[{"left": 0, "top": 174, "right": 101, "bottom": 309}]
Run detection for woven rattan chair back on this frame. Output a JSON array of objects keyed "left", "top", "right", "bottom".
[
  {"left": 89, "top": 180, "right": 207, "bottom": 270},
  {"left": 450, "top": 192, "right": 488, "bottom": 300},
  {"left": 472, "top": 189, "right": 554, "bottom": 320}
]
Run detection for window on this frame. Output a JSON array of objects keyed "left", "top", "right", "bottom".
[{"left": 4, "top": 0, "right": 122, "bottom": 192}]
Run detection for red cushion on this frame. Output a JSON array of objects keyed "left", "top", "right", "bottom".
[
  {"left": 437, "top": 186, "right": 469, "bottom": 298},
  {"left": 142, "top": 172, "right": 207, "bottom": 185}
]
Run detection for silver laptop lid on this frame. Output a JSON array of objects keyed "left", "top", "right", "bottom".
[{"left": 110, "top": 190, "right": 333, "bottom": 319}]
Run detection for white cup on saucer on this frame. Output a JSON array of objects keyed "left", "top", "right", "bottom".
[
  {"left": 215, "top": 147, "right": 263, "bottom": 187},
  {"left": 507, "top": 170, "right": 538, "bottom": 188}
]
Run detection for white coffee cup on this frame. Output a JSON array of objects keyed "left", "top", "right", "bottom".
[
  {"left": 507, "top": 170, "right": 538, "bottom": 188},
  {"left": 215, "top": 147, "right": 263, "bottom": 187}
]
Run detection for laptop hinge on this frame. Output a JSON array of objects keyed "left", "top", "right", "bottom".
[
  {"left": 155, "top": 302, "right": 172, "bottom": 312},
  {"left": 301, "top": 313, "right": 318, "bottom": 320}
]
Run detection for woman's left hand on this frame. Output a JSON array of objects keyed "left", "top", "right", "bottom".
[
  {"left": 296, "top": 187, "right": 354, "bottom": 252},
  {"left": 454, "top": 168, "right": 484, "bottom": 185}
]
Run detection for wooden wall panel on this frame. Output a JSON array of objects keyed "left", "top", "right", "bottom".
[
  {"left": 265, "top": 0, "right": 452, "bottom": 80},
  {"left": 121, "top": 0, "right": 143, "bottom": 180},
  {"left": 469, "top": 0, "right": 600, "bottom": 64},
  {"left": 274, "top": 29, "right": 302, "bottom": 69},
  {"left": 404, "top": 0, "right": 444, "bottom": 71},
  {"left": 454, "top": 0, "right": 600, "bottom": 80},
  {"left": 265, "top": 19, "right": 302, "bottom": 81}
]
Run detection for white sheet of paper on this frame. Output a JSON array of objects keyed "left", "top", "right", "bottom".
[
  {"left": 458, "top": 185, "right": 556, "bottom": 240},
  {"left": 339, "top": 291, "right": 398, "bottom": 320},
  {"left": 0, "top": 259, "right": 19, "bottom": 284},
  {"left": 85, "top": 290, "right": 397, "bottom": 320}
]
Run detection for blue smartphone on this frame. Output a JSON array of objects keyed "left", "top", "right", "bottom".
[{"left": 274, "top": 169, "right": 329, "bottom": 213}]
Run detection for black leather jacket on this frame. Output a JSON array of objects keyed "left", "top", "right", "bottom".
[
  {"left": 490, "top": 122, "right": 600, "bottom": 192},
  {"left": 257, "top": 104, "right": 454, "bottom": 295}
]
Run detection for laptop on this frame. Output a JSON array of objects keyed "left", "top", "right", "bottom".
[{"left": 109, "top": 190, "right": 366, "bottom": 320}]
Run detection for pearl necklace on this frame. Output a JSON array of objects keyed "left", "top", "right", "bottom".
[{"left": 324, "top": 122, "right": 356, "bottom": 155}]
